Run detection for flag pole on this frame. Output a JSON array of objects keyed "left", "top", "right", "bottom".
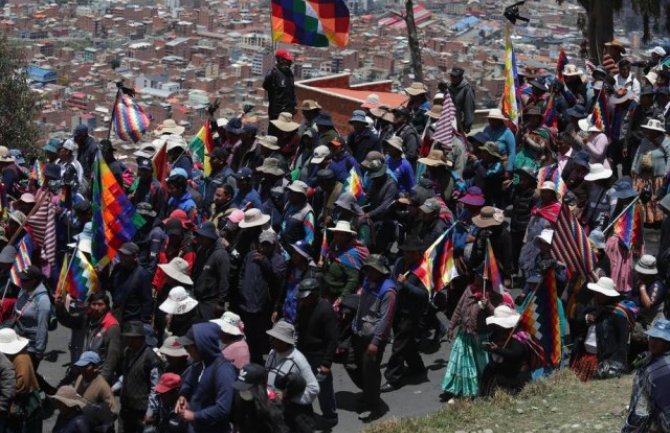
[{"left": 602, "top": 196, "right": 640, "bottom": 235}]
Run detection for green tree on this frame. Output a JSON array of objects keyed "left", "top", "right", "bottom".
[
  {"left": 559, "top": 0, "right": 669, "bottom": 61},
  {"left": 0, "top": 37, "right": 41, "bottom": 154}
]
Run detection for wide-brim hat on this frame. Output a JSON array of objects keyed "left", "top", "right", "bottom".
[
  {"left": 485, "top": 305, "right": 520, "bottom": 329},
  {"left": 211, "top": 311, "right": 244, "bottom": 336},
  {"left": 155, "top": 119, "right": 185, "bottom": 136},
  {"left": 486, "top": 109, "right": 507, "bottom": 121},
  {"left": 270, "top": 112, "right": 299, "bottom": 132},
  {"left": 584, "top": 163, "right": 613, "bottom": 181},
  {"left": 299, "top": 99, "right": 322, "bottom": 111},
  {"left": 611, "top": 89, "right": 633, "bottom": 105},
  {"left": 635, "top": 255, "right": 658, "bottom": 275},
  {"left": 258, "top": 135, "right": 280, "bottom": 150},
  {"left": 158, "top": 259, "right": 194, "bottom": 286},
  {"left": 362, "top": 254, "right": 391, "bottom": 275},
  {"left": 588, "top": 230, "right": 606, "bottom": 250},
  {"left": 290, "top": 240, "right": 313, "bottom": 260},
  {"left": 257, "top": 158, "right": 285, "bottom": 176},
  {"left": 459, "top": 187, "right": 485, "bottom": 207},
  {"left": 368, "top": 163, "right": 388, "bottom": 179},
  {"left": 159, "top": 287, "right": 199, "bottom": 315},
  {"left": 612, "top": 177, "right": 638, "bottom": 199},
  {"left": 48, "top": 386, "right": 87, "bottom": 409},
  {"left": 426, "top": 105, "right": 443, "bottom": 120},
  {"left": 605, "top": 39, "right": 627, "bottom": 53},
  {"left": 239, "top": 209, "right": 271, "bottom": 229},
  {"left": 328, "top": 220, "right": 357, "bottom": 235},
  {"left": 266, "top": 320, "right": 296, "bottom": 345},
  {"left": 384, "top": 135, "right": 404, "bottom": 152},
  {"left": 641, "top": 118, "right": 667, "bottom": 133},
  {"left": 529, "top": 79, "right": 548, "bottom": 92},
  {"left": 121, "top": 321, "right": 147, "bottom": 338},
  {"left": 418, "top": 149, "right": 448, "bottom": 167},
  {"left": 159, "top": 336, "right": 188, "bottom": 358},
  {"left": 587, "top": 277, "right": 620, "bottom": 297},
  {"left": 481, "top": 142, "right": 502, "bottom": 159},
  {"left": 334, "top": 192, "right": 363, "bottom": 215},
  {"left": 472, "top": 206, "right": 504, "bottom": 228},
  {"left": 0, "top": 328, "right": 28, "bottom": 355},
  {"left": 566, "top": 105, "right": 588, "bottom": 119},
  {"left": 404, "top": 82, "right": 428, "bottom": 96},
  {"left": 562, "top": 64, "right": 584, "bottom": 77}
]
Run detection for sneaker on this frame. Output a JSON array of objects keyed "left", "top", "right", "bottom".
[{"left": 380, "top": 382, "right": 397, "bottom": 393}]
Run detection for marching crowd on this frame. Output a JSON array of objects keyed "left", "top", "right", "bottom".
[{"left": 0, "top": 41, "right": 669, "bottom": 432}]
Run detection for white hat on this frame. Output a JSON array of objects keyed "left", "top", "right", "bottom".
[
  {"left": 328, "top": 220, "right": 357, "bottom": 235},
  {"left": 166, "top": 135, "right": 187, "bottom": 152},
  {"left": 404, "top": 82, "right": 428, "bottom": 96},
  {"left": 159, "top": 335, "right": 188, "bottom": 357},
  {"left": 0, "top": 328, "right": 29, "bottom": 355},
  {"left": 587, "top": 277, "right": 620, "bottom": 297},
  {"left": 540, "top": 181, "right": 556, "bottom": 192},
  {"left": 646, "top": 71, "right": 659, "bottom": 85},
  {"left": 158, "top": 257, "right": 194, "bottom": 285},
  {"left": 270, "top": 112, "right": 299, "bottom": 132},
  {"left": 641, "top": 118, "right": 667, "bottom": 133},
  {"left": 311, "top": 145, "right": 331, "bottom": 164},
  {"left": 433, "top": 92, "right": 445, "bottom": 101},
  {"left": 486, "top": 305, "right": 521, "bottom": 328},
  {"left": 651, "top": 46, "right": 667, "bottom": 57},
  {"left": 635, "top": 254, "right": 659, "bottom": 275},
  {"left": 584, "top": 163, "right": 613, "bottom": 181},
  {"left": 211, "top": 311, "right": 244, "bottom": 336},
  {"left": 258, "top": 135, "right": 279, "bottom": 151},
  {"left": 155, "top": 119, "right": 185, "bottom": 136},
  {"left": 238, "top": 208, "right": 271, "bottom": 229},
  {"left": 159, "top": 286, "right": 198, "bottom": 315},
  {"left": 62, "top": 139, "right": 77, "bottom": 151},
  {"left": 562, "top": 64, "right": 584, "bottom": 77},
  {"left": 534, "top": 229, "right": 554, "bottom": 247},
  {"left": 487, "top": 108, "right": 507, "bottom": 121},
  {"left": 578, "top": 115, "right": 602, "bottom": 133}
]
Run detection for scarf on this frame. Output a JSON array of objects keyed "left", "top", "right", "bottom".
[
  {"left": 530, "top": 201, "right": 561, "bottom": 223},
  {"left": 329, "top": 241, "right": 369, "bottom": 270}
]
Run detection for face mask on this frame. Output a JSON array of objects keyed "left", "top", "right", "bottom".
[{"left": 239, "top": 390, "right": 253, "bottom": 401}]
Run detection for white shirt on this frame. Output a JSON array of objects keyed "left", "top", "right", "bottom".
[{"left": 614, "top": 73, "right": 641, "bottom": 102}]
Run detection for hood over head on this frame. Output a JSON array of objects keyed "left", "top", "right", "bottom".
[{"left": 193, "top": 322, "right": 223, "bottom": 364}]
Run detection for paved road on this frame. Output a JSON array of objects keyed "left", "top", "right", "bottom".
[{"left": 38, "top": 228, "right": 662, "bottom": 432}]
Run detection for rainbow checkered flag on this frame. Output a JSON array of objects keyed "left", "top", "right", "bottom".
[
  {"left": 556, "top": 47, "right": 568, "bottom": 81},
  {"left": 271, "top": 0, "right": 350, "bottom": 47},
  {"left": 112, "top": 91, "right": 150, "bottom": 142},
  {"left": 484, "top": 239, "right": 504, "bottom": 294},
  {"left": 344, "top": 167, "right": 365, "bottom": 204},
  {"left": 10, "top": 234, "right": 35, "bottom": 286}
]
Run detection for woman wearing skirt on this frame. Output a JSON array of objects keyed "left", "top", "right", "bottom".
[{"left": 441, "top": 272, "right": 498, "bottom": 401}]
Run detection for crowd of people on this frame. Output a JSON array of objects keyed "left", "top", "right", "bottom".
[{"left": 0, "top": 40, "right": 669, "bottom": 432}]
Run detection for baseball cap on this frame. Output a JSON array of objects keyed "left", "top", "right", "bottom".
[
  {"left": 73, "top": 351, "right": 102, "bottom": 367},
  {"left": 154, "top": 373, "right": 182, "bottom": 394},
  {"left": 118, "top": 242, "right": 139, "bottom": 256}
]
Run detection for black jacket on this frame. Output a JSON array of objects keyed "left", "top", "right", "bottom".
[
  {"left": 469, "top": 224, "right": 513, "bottom": 278},
  {"left": 574, "top": 305, "right": 630, "bottom": 366},
  {"left": 193, "top": 240, "right": 231, "bottom": 320},
  {"left": 110, "top": 264, "right": 153, "bottom": 324},
  {"left": 263, "top": 66, "right": 296, "bottom": 118},
  {"left": 347, "top": 129, "right": 381, "bottom": 164},
  {"left": 392, "top": 258, "right": 429, "bottom": 317},
  {"left": 509, "top": 187, "right": 538, "bottom": 234},
  {"left": 296, "top": 299, "right": 338, "bottom": 368},
  {"left": 367, "top": 175, "right": 399, "bottom": 222}
]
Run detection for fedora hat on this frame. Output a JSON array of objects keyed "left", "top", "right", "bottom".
[
  {"left": 211, "top": 311, "right": 244, "bottom": 336},
  {"left": 266, "top": 320, "right": 296, "bottom": 345},
  {"left": 159, "top": 336, "right": 188, "bottom": 358},
  {"left": 121, "top": 320, "right": 146, "bottom": 338},
  {"left": 328, "top": 220, "right": 357, "bottom": 235},
  {"left": 258, "top": 135, "right": 280, "bottom": 151},
  {"left": 195, "top": 221, "right": 219, "bottom": 240},
  {"left": 635, "top": 254, "right": 658, "bottom": 275},
  {"left": 384, "top": 135, "right": 404, "bottom": 152},
  {"left": 426, "top": 104, "right": 443, "bottom": 120},
  {"left": 641, "top": 118, "right": 667, "bottom": 133},
  {"left": 270, "top": 112, "right": 299, "bottom": 132},
  {"left": 290, "top": 240, "right": 313, "bottom": 260},
  {"left": 605, "top": 38, "right": 627, "bottom": 53},
  {"left": 472, "top": 206, "right": 504, "bottom": 228},
  {"left": 486, "top": 108, "right": 507, "bottom": 121},
  {"left": 299, "top": 99, "right": 322, "bottom": 111},
  {"left": 587, "top": 277, "right": 620, "bottom": 297},
  {"left": 159, "top": 286, "right": 199, "bottom": 315},
  {"left": 647, "top": 318, "right": 670, "bottom": 342},
  {"left": 530, "top": 79, "right": 548, "bottom": 92},
  {"left": 334, "top": 192, "right": 363, "bottom": 216},
  {"left": 315, "top": 112, "right": 335, "bottom": 127},
  {"left": 584, "top": 163, "right": 613, "bottom": 181},
  {"left": 155, "top": 119, "right": 185, "bottom": 136},
  {"left": 562, "top": 64, "right": 584, "bottom": 77},
  {"left": 369, "top": 105, "right": 389, "bottom": 119},
  {"left": 404, "top": 82, "right": 427, "bottom": 96},
  {"left": 48, "top": 386, "right": 87, "bottom": 409},
  {"left": 257, "top": 158, "right": 285, "bottom": 176},
  {"left": 238, "top": 208, "right": 271, "bottom": 229},
  {"left": 363, "top": 254, "right": 391, "bottom": 275},
  {"left": 0, "top": 328, "right": 28, "bottom": 355},
  {"left": 158, "top": 257, "right": 193, "bottom": 285},
  {"left": 566, "top": 104, "right": 588, "bottom": 119},
  {"left": 418, "top": 149, "right": 448, "bottom": 167},
  {"left": 486, "top": 305, "right": 520, "bottom": 329}
]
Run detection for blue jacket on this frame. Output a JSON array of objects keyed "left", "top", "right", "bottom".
[
  {"left": 232, "top": 188, "right": 263, "bottom": 210},
  {"left": 180, "top": 322, "right": 236, "bottom": 433},
  {"left": 386, "top": 156, "right": 415, "bottom": 193},
  {"left": 328, "top": 152, "right": 358, "bottom": 184}
]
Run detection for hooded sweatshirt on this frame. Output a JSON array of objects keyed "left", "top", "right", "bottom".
[{"left": 180, "top": 322, "right": 236, "bottom": 433}]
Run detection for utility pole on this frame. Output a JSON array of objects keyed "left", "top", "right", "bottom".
[{"left": 404, "top": 0, "right": 423, "bottom": 82}]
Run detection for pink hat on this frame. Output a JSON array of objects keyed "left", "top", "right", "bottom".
[
  {"left": 458, "top": 186, "right": 485, "bottom": 207},
  {"left": 228, "top": 209, "right": 245, "bottom": 224}
]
